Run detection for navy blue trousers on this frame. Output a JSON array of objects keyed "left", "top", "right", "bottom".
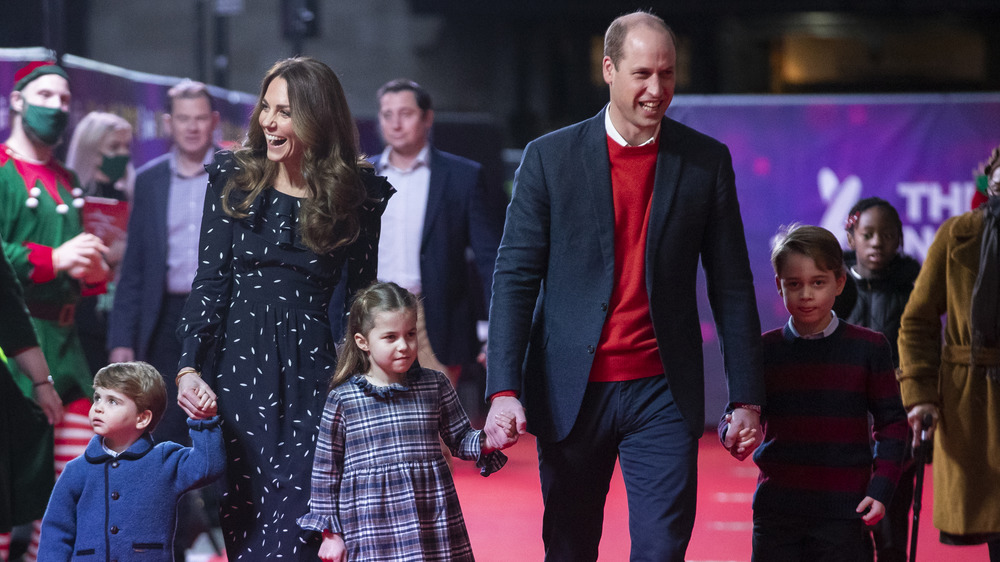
[
  {"left": 536, "top": 375, "right": 697, "bottom": 562},
  {"left": 753, "top": 512, "right": 874, "bottom": 561}
]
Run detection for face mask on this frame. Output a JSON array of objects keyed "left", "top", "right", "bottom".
[
  {"left": 99, "top": 154, "right": 130, "bottom": 184},
  {"left": 22, "top": 104, "right": 69, "bottom": 146}
]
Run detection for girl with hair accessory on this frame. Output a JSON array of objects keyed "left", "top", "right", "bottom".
[
  {"left": 298, "top": 281, "right": 510, "bottom": 562},
  {"left": 898, "top": 146, "right": 1000, "bottom": 560},
  {"left": 173, "top": 57, "right": 394, "bottom": 559},
  {"left": 841, "top": 196, "right": 921, "bottom": 562}
]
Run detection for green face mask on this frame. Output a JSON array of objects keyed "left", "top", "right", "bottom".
[
  {"left": 99, "top": 154, "right": 130, "bottom": 184},
  {"left": 22, "top": 104, "right": 69, "bottom": 146}
]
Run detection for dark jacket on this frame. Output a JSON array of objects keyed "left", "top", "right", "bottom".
[
  {"left": 840, "top": 250, "right": 921, "bottom": 367},
  {"left": 486, "top": 109, "right": 764, "bottom": 441}
]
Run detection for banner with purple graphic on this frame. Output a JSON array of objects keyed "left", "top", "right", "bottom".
[
  {"left": 666, "top": 93, "right": 1000, "bottom": 420},
  {"left": 0, "top": 48, "right": 255, "bottom": 168}
]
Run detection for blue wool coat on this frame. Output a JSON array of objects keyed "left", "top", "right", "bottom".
[{"left": 39, "top": 417, "right": 225, "bottom": 561}]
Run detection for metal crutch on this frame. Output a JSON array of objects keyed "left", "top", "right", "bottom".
[{"left": 908, "top": 414, "right": 934, "bottom": 562}]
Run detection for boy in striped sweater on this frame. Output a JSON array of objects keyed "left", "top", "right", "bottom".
[{"left": 724, "top": 224, "right": 908, "bottom": 561}]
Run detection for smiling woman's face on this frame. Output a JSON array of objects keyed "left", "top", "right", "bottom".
[{"left": 258, "top": 77, "right": 303, "bottom": 169}]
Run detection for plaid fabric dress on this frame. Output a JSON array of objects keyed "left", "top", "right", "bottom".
[{"left": 298, "top": 367, "right": 506, "bottom": 561}]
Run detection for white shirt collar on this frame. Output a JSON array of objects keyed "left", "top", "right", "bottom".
[
  {"left": 604, "top": 105, "right": 659, "bottom": 147},
  {"left": 787, "top": 312, "right": 840, "bottom": 340},
  {"left": 379, "top": 144, "right": 431, "bottom": 173}
]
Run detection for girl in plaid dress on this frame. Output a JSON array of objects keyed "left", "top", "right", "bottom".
[{"left": 299, "top": 282, "right": 510, "bottom": 561}]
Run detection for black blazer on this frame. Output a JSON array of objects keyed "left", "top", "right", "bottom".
[
  {"left": 371, "top": 147, "right": 504, "bottom": 366},
  {"left": 107, "top": 153, "right": 173, "bottom": 359},
  {"left": 486, "top": 109, "right": 765, "bottom": 441}
]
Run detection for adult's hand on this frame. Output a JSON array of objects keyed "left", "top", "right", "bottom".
[
  {"left": 12, "top": 346, "right": 63, "bottom": 424},
  {"left": 907, "top": 403, "right": 939, "bottom": 450},
  {"left": 484, "top": 395, "right": 526, "bottom": 450},
  {"left": 53, "top": 233, "right": 107, "bottom": 274},
  {"left": 108, "top": 347, "right": 135, "bottom": 363},
  {"left": 724, "top": 407, "right": 761, "bottom": 461},
  {"left": 33, "top": 382, "right": 64, "bottom": 425},
  {"left": 176, "top": 371, "right": 217, "bottom": 419}
]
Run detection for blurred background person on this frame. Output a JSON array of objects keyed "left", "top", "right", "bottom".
[
  {"left": 65, "top": 110, "right": 134, "bottom": 378},
  {"left": 107, "top": 79, "right": 221, "bottom": 561},
  {"left": 370, "top": 79, "right": 504, "bottom": 394},
  {"left": 0, "top": 61, "right": 108, "bottom": 562},
  {"left": 0, "top": 231, "right": 62, "bottom": 562}
]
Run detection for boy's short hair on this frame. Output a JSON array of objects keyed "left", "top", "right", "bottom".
[
  {"left": 93, "top": 361, "right": 168, "bottom": 431},
  {"left": 771, "top": 223, "right": 845, "bottom": 277}
]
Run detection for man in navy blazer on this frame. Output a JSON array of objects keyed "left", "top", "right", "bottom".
[
  {"left": 484, "top": 12, "right": 765, "bottom": 561},
  {"left": 106, "top": 81, "right": 221, "bottom": 558},
  {"left": 371, "top": 79, "right": 504, "bottom": 384}
]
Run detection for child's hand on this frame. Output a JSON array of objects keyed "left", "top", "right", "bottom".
[
  {"left": 723, "top": 413, "right": 759, "bottom": 461},
  {"left": 856, "top": 496, "right": 886, "bottom": 525},
  {"left": 319, "top": 531, "right": 347, "bottom": 562},
  {"left": 494, "top": 412, "right": 518, "bottom": 439},
  {"left": 483, "top": 412, "right": 520, "bottom": 452}
]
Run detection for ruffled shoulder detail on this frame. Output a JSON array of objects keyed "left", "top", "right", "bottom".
[
  {"left": 244, "top": 187, "right": 303, "bottom": 248},
  {"left": 351, "top": 374, "right": 410, "bottom": 398},
  {"left": 360, "top": 167, "right": 395, "bottom": 218},
  {"left": 206, "top": 150, "right": 238, "bottom": 185}
]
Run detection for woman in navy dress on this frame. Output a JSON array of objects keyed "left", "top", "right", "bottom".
[{"left": 174, "top": 57, "right": 392, "bottom": 560}]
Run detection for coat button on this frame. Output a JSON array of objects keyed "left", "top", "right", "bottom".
[
  {"left": 110, "top": 526, "right": 119, "bottom": 534},
  {"left": 601, "top": 303, "right": 608, "bottom": 311},
  {"left": 111, "top": 461, "right": 119, "bottom": 468},
  {"left": 587, "top": 345, "right": 595, "bottom": 354},
  {"left": 111, "top": 492, "right": 120, "bottom": 500}
]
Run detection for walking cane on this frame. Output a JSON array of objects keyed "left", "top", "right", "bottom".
[{"left": 908, "top": 414, "right": 934, "bottom": 562}]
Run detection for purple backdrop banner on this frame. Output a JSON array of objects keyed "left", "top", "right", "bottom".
[
  {"left": 666, "top": 93, "right": 1000, "bottom": 422},
  {"left": 5, "top": 48, "right": 1000, "bottom": 424},
  {"left": 0, "top": 48, "right": 255, "bottom": 168}
]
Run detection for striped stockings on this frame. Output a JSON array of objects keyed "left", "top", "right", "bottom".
[{"left": 22, "top": 398, "right": 92, "bottom": 562}]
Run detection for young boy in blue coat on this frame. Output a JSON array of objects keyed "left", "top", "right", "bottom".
[{"left": 38, "top": 361, "right": 224, "bottom": 560}]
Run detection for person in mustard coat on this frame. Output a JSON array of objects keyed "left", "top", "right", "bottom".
[{"left": 898, "top": 145, "right": 1000, "bottom": 560}]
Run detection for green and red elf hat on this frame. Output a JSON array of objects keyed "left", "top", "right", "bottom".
[{"left": 13, "top": 61, "right": 69, "bottom": 91}]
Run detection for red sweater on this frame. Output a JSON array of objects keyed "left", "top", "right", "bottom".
[{"left": 589, "top": 137, "right": 663, "bottom": 382}]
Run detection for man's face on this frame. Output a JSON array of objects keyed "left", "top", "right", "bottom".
[
  {"left": 13, "top": 73, "right": 71, "bottom": 113},
  {"left": 378, "top": 90, "right": 433, "bottom": 158},
  {"left": 603, "top": 24, "right": 675, "bottom": 145},
  {"left": 166, "top": 95, "right": 218, "bottom": 159}
]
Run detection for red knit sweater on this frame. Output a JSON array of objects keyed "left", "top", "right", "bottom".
[{"left": 589, "top": 137, "right": 663, "bottom": 382}]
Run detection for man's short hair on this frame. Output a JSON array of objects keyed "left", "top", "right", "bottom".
[
  {"left": 166, "top": 79, "right": 215, "bottom": 114},
  {"left": 770, "top": 224, "right": 845, "bottom": 278},
  {"left": 604, "top": 10, "right": 675, "bottom": 69},
  {"left": 93, "top": 361, "right": 168, "bottom": 431},
  {"left": 376, "top": 78, "right": 432, "bottom": 113}
]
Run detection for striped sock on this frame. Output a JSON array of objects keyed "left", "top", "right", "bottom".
[
  {"left": 26, "top": 398, "right": 94, "bottom": 561},
  {"left": 0, "top": 531, "right": 10, "bottom": 561}
]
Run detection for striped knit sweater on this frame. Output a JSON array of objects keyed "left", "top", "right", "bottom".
[{"left": 752, "top": 321, "right": 908, "bottom": 520}]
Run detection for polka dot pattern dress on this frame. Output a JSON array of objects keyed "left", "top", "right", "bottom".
[{"left": 177, "top": 151, "right": 392, "bottom": 559}]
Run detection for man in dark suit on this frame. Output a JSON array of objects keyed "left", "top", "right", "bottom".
[
  {"left": 106, "top": 81, "right": 220, "bottom": 560},
  {"left": 372, "top": 79, "right": 504, "bottom": 386},
  {"left": 483, "top": 12, "right": 765, "bottom": 561}
]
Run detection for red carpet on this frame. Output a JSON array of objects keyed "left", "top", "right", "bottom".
[{"left": 453, "top": 431, "right": 990, "bottom": 561}]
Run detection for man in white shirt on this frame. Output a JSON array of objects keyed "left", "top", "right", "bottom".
[{"left": 372, "top": 79, "right": 505, "bottom": 386}]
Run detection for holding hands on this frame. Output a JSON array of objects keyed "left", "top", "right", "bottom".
[
  {"left": 483, "top": 395, "right": 527, "bottom": 452},
  {"left": 723, "top": 407, "right": 762, "bottom": 461},
  {"left": 176, "top": 369, "right": 218, "bottom": 419}
]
